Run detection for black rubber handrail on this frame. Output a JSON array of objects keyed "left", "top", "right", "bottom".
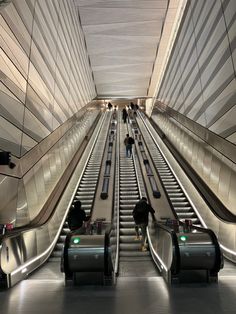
[{"left": 152, "top": 222, "right": 181, "bottom": 275}]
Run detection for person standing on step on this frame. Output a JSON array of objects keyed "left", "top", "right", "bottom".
[
  {"left": 124, "top": 133, "right": 134, "bottom": 157},
  {"left": 122, "top": 108, "right": 128, "bottom": 123},
  {"left": 67, "top": 200, "right": 90, "bottom": 234},
  {"left": 132, "top": 197, "right": 156, "bottom": 251}
]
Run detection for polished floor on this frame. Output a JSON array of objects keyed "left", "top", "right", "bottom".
[{"left": 1, "top": 259, "right": 236, "bottom": 314}]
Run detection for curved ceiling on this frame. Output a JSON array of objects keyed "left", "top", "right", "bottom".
[{"left": 75, "top": 0, "right": 169, "bottom": 98}]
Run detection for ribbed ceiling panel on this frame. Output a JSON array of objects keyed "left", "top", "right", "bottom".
[{"left": 75, "top": 0, "right": 168, "bottom": 97}]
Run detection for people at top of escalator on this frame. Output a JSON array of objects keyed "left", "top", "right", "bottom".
[
  {"left": 67, "top": 200, "right": 90, "bottom": 233},
  {"left": 108, "top": 102, "right": 112, "bottom": 110},
  {"left": 132, "top": 197, "right": 156, "bottom": 252},
  {"left": 124, "top": 133, "right": 134, "bottom": 158}
]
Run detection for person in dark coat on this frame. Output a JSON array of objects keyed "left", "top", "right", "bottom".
[
  {"left": 67, "top": 200, "right": 90, "bottom": 233},
  {"left": 122, "top": 108, "right": 128, "bottom": 123},
  {"left": 124, "top": 133, "right": 134, "bottom": 157},
  {"left": 132, "top": 197, "right": 156, "bottom": 251}
]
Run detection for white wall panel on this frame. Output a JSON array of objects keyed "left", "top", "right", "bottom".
[
  {"left": 0, "top": 0, "right": 96, "bottom": 225},
  {"left": 155, "top": 0, "right": 236, "bottom": 144}
]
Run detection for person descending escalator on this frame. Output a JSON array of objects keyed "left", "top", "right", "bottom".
[
  {"left": 67, "top": 200, "right": 90, "bottom": 234},
  {"left": 132, "top": 197, "right": 156, "bottom": 251}
]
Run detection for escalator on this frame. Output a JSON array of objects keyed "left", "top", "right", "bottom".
[
  {"left": 26, "top": 109, "right": 224, "bottom": 285},
  {"left": 115, "top": 111, "right": 222, "bottom": 283},
  {"left": 0, "top": 111, "right": 113, "bottom": 287},
  {"left": 136, "top": 111, "right": 202, "bottom": 227},
  {"left": 117, "top": 112, "right": 159, "bottom": 277},
  {"left": 0, "top": 108, "right": 224, "bottom": 288},
  {"left": 50, "top": 111, "right": 112, "bottom": 261}
]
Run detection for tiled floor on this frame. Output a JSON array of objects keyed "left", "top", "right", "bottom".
[{"left": 1, "top": 260, "right": 236, "bottom": 314}]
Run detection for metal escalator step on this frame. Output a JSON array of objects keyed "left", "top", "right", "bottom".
[
  {"left": 169, "top": 197, "right": 187, "bottom": 201},
  {"left": 120, "top": 180, "right": 137, "bottom": 184},
  {"left": 61, "top": 228, "right": 70, "bottom": 235},
  {"left": 119, "top": 251, "right": 150, "bottom": 257},
  {"left": 59, "top": 235, "right": 66, "bottom": 242},
  {"left": 163, "top": 182, "right": 179, "bottom": 186},
  {"left": 76, "top": 192, "right": 94, "bottom": 196},
  {"left": 84, "top": 170, "right": 99, "bottom": 173},
  {"left": 75, "top": 195, "right": 93, "bottom": 200},
  {"left": 158, "top": 170, "right": 171, "bottom": 173},
  {"left": 79, "top": 199, "right": 93, "bottom": 204},
  {"left": 165, "top": 185, "right": 180, "bottom": 189},
  {"left": 174, "top": 208, "right": 193, "bottom": 213},
  {"left": 167, "top": 193, "right": 184, "bottom": 197},
  {"left": 120, "top": 205, "right": 137, "bottom": 210},
  {"left": 159, "top": 175, "right": 174, "bottom": 179},
  {"left": 120, "top": 204, "right": 135, "bottom": 210},
  {"left": 172, "top": 202, "right": 190, "bottom": 207},
  {"left": 55, "top": 243, "right": 63, "bottom": 250},
  {"left": 177, "top": 212, "right": 197, "bottom": 218},
  {"left": 120, "top": 235, "right": 141, "bottom": 243},
  {"left": 120, "top": 216, "right": 134, "bottom": 222},
  {"left": 119, "top": 228, "right": 136, "bottom": 235},
  {"left": 120, "top": 191, "right": 139, "bottom": 195},
  {"left": 50, "top": 251, "right": 62, "bottom": 258},
  {"left": 82, "top": 204, "right": 92, "bottom": 209},
  {"left": 173, "top": 206, "right": 192, "bottom": 211},
  {"left": 81, "top": 179, "right": 97, "bottom": 184},
  {"left": 120, "top": 187, "right": 137, "bottom": 191},
  {"left": 120, "top": 243, "right": 142, "bottom": 251},
  {"left": 179, "top": 218, "right": 200, "bottom": 224},
  {"left": 79, "top": 184, "right": 96, "bottom": 188},
  {"left": 162, "top": 178, "right": 176, "bottom": 182},
  {"left": 120, "top": 222, "right": 135, "bottom": 228},
  {"left": 119, "top": 256, "right": 151, "bottom": 262},
  {"left": 78, "top": 187, "right": 96, "bottom": 192},
  {"left": 120, "top": 197, "right": 136, "bottom": 205},
  {"left": 120, "top": 195, "right": 139, "bottom": 199},
  {"left": 120, "top": 210, "right": 133, "bottom": 215},
  {"left": 155, "top": 165, "right": 169, "bottom": 168}
]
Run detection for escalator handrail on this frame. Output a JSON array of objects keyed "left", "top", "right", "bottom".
[
  {"left": 114, "top": 113, "right": 120, "bottom": 274},
  {"left": 189, "top": 225, "right": 223, "bottom": 272},
  {"left": 152, "top": 221, "right": 181, "bottom": 274}
]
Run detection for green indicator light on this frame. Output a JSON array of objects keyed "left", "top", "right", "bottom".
[
  {"left": 73, "top": 237, "right": 80, "bottom": 244},
  {"left": 180, "top": 235, "right": 187, "bottom": 242}
]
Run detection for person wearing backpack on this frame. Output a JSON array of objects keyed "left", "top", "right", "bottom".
[
  {"left": 132, "top": 197, "right": 156, "bottom": 251},
  {"left": 124, "top": 134, "right": 134, "bottom": 157}
]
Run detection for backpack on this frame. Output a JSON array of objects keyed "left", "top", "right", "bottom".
[{"left": 128, "top": 137, "right": 134, "bottom": 145}]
